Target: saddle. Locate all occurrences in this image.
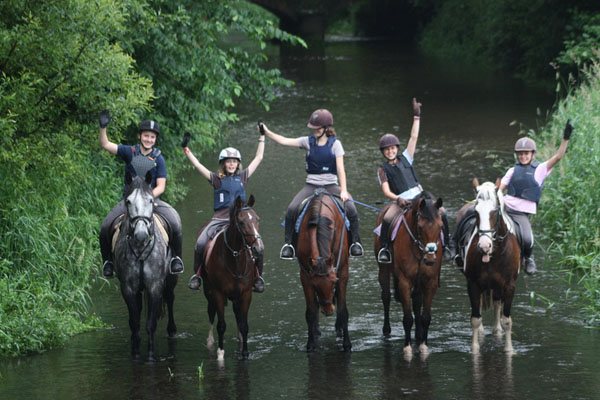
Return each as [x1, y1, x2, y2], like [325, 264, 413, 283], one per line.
[111, 213, 169, 252]
[373, 203, 409, 242]
[196, 219, 228, 269]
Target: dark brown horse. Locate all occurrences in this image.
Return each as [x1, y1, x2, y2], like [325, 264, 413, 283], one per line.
[296, 190, 351, 352]
[200, 195, 263, 361]
[455, 179, 521, 354]
[374, 192, 443, 356]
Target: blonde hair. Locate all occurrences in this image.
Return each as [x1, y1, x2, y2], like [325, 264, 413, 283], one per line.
[217, 160, 243, 178]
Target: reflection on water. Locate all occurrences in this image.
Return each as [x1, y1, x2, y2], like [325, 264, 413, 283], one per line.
[2, 40, 600, 400]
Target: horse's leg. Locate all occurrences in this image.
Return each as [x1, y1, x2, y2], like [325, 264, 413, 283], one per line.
[468, 281, 483, 354]
[303, 284, 320, 353]
[215, 294, 227, 361]
[502, 283, 516, 354]
[164, 274, 177, 338]
[418, 285, 436, 354]
[335, 278, 352, 352]
[412, 286, 424, 347]
[206, 295, 217, 349]
[378, 264, 392, 337]
[146, 290, 163, 362]
[396, 276, 414, 354]
[234, 291, 252, 360]
[123, 291, 142, 360]
[492, 299, 503, 335]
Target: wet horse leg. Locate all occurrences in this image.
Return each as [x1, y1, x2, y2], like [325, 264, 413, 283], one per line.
[418, 286, 435, 354]
[215, 295, 227, 361]
[502, 283, 516, 354]
[492, 299, 503, 335]
[468, 281, 483, 354]
[233, 291, 252, 360]
[164, 275, 177, 338]
[146, 292, 162, 362]
[335, 279, 352, 352]
[206, 298, 216, 349]
[412, 287, 424, 348]
[303, 287, 320, 353]
[122, 288, 143, 360]
[378, 264, 392, 337]
[397, 276, 414, 354]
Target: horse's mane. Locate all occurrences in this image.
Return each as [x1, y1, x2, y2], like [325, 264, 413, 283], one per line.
[475, 182, 498, 205]
[125, 175, 152, 197]
[413, 191, 439, 221]
[307, 193, 333, 258]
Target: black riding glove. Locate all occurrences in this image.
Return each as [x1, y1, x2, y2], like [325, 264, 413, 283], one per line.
[412, 98, 422, 117]
[99, 110, 111, 128]
[563, 119, 573, 140]
[181, 132, 191, 148]
[258, 118, 265, 136]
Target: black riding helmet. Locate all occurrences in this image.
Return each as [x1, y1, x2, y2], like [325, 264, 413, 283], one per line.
[139, 120, 160, 136]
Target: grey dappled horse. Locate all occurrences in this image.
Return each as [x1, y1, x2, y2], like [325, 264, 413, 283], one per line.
[113, 171, 177, 361]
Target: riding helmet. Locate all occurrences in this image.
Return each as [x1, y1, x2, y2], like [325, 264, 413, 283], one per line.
[379, 133, 401, 150]
[138, 120, 160, 136]
[219, 147, 242, 162]
[307, 109, 334, 129]
[514, 137, 536, 152]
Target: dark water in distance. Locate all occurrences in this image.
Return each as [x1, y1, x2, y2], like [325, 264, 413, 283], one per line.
[2, 40, 599, 400]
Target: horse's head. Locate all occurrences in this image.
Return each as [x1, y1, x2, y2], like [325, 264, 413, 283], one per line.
[231, 194, 263, 260]
[473, 178, 501, 263]
[124, 171, 155, 245]
[412, 193, 444, 266]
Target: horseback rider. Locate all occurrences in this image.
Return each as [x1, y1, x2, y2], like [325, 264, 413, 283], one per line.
[183, 129, 265, 292]
[497, 120, 573, 275]
[376, 98, 452, 264]
[260, 109, 364, 260]
[98, 110, 184, 278]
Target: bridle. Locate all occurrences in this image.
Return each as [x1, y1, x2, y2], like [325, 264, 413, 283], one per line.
[475, 190, 510, 252]
[403, 204, 441, 262]
[125, 191, 156, 262]
[222, 206, 262, 279]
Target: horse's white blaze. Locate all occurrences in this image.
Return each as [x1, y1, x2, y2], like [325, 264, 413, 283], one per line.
[217, 348, 225, 361]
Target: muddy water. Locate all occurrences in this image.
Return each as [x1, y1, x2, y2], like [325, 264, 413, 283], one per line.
[1, 41, 599, 400]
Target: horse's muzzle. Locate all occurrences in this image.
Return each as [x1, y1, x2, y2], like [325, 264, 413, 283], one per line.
[320, 301, 335, 316]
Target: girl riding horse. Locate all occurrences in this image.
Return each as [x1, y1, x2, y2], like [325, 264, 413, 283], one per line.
[182, 129, 265, 292]
[376, 98, 451, 264]
[98, 111, 184, 279]
[260, 109, 364, 260]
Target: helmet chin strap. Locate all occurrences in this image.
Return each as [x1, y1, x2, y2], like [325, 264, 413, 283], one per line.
[315, 128, 327, 140]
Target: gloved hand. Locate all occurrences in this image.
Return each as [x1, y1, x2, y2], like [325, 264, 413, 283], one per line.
[258, 118, 265, 136]
[412, 98, 422, 117]
[181, 132, 191, 148]
[563, 119, 573, 140]
[396, 197, 411, 208]
[99, 110, 111, 128]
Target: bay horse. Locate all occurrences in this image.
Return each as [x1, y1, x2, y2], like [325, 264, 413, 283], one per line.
[201, 195, 263, 361]
[374, 192, 443, 355]
[455, 179, 521, 354]
[296, 189, 351, 352]
[113, 171, 177, 361]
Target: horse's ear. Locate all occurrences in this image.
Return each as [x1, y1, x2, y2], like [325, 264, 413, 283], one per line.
[145, 170, 153, 185]
[247, 194, 255, 207]
[235, 196, 243, 209]
[472, 177, 479, 188]
[126, 170, 133, 185]
[435, 197, 443, 209]
[419, 197, 427, 212]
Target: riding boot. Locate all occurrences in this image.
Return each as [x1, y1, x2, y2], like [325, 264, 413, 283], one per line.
[377, 220, 392, 264]
[441, 213, 454, 261]
[280, 216, 296, 260]
[253, 255, 265, 293]
[349, 217, 364, 257]
[102, 260, 114, 279]
[169, 227, 184, 274]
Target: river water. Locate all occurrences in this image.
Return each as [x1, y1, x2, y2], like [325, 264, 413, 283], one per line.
[2, 40, 599, 399]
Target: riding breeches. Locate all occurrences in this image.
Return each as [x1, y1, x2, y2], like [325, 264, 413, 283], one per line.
[284, 183, 360, 244]
[194, 218, 228, 273]
[504, 206, 534, 258]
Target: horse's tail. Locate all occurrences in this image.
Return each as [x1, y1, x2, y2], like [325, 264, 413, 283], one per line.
[480, 290, 493, 312]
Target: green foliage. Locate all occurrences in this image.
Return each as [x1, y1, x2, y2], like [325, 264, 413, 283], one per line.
[419, 0, 600, 83]
[535, 60, 600, 325]
[557, 10, 600, 75]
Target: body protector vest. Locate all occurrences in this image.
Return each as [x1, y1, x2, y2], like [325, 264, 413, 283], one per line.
[305, 136, 337, 175]
[123, 145, 162, 196]
[381, 155, 420, 195]
[507, 161, 542, 203]
[214, 175, 246, 211]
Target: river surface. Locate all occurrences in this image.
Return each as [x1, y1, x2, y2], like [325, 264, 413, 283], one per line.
[2, 40, 599, 400]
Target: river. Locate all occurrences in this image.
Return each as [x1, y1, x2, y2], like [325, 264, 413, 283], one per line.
[1, 39, 599, 399]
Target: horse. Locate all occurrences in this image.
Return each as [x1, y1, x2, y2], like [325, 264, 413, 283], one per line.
[113, 171, 177, 361]
[296, 189, 351, 352]
[455, 178, 521, 354]
[200, 195, 263, 361]
[374, 192, 444, 355]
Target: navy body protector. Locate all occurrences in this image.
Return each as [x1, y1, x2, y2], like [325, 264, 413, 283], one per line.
[123, 145, 162, 196]
[214, 175, 246, 211]
[381, 155, 419, 195]
[506, 162, 542, 204]
[305, 135, 337, 175]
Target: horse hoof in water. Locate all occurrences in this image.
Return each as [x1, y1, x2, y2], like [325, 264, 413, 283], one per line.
[217, 348, 225, 361]
[403, 345, 412, 355]
[419, 343, 429, 354]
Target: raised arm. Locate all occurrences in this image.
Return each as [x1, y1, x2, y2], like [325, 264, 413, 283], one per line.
[247, 122, 265, 177]
[262, 123, 302, 147]
[181, 132, 212, 181]
[98, 110, 118, 155]
[405, 98, 421, 159]
[545, 119, 573, 170]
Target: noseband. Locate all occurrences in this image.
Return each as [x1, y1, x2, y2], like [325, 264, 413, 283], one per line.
[403, 209, 441, 260]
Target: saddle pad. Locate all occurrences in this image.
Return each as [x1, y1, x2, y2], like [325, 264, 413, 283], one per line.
[373, 214, 404, 241]
[111, 213, 169, 252]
